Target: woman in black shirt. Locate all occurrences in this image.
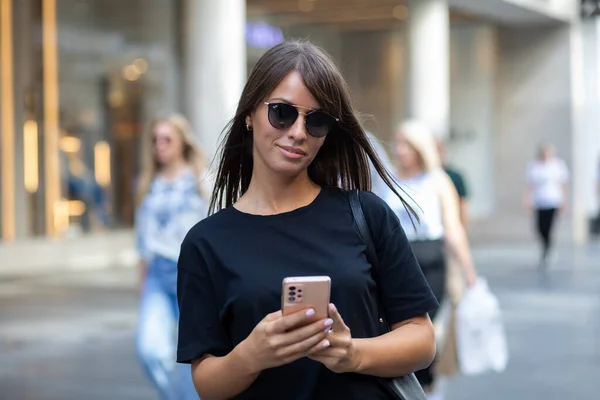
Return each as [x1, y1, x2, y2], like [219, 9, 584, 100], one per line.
[176, 40, 438, 400]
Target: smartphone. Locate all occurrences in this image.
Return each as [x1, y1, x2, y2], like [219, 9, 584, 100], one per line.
[281, 276, 331, 319]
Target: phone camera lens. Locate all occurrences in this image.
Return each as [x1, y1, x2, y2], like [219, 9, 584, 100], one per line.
[288, 296, 296, 302]
[289, 286, 296, 291]
[298, 289, 303, 292]
[289, 291, 296, 296]
[297, 294, 303, 298]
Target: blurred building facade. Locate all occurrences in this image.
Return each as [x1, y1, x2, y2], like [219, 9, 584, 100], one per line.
[0, 0, 598, 269]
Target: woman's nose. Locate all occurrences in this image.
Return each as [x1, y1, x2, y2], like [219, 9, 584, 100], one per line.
[287, 113, 308, 140]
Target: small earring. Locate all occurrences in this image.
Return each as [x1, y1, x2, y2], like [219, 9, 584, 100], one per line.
[246, 124, 252, 131]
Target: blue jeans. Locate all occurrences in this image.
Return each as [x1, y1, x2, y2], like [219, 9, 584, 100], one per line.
[136, 256, 198, 400]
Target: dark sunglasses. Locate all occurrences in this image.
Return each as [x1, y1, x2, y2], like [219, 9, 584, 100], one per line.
[264, 102, 339, 138]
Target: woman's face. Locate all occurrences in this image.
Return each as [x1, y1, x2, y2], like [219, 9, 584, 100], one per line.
[246, 71, 327, 178]
[394, 133, 421, 170]
[152, 122, 185, 167]
[540, 145, 554, 161]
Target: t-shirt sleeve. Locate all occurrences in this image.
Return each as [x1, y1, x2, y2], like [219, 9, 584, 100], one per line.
[445, 168, 467, 199]
[453, 172, 468, 199]
[359, 192, 439, 325]
[177, 229, 232, 363]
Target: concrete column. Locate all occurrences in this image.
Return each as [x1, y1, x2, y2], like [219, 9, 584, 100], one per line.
[449, 24, 497, 219]
[584, 20, 600, 220]
[570, 18, 600, 244]
[183, 0, 246, 163]
[387, 29, 406, 139]
[406, 0, 450, 138]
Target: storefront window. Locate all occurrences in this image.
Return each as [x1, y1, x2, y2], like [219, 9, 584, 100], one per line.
[52, 0, 180, 236]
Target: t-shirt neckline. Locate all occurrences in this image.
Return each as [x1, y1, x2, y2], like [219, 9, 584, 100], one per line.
[229, 186, 328, 219]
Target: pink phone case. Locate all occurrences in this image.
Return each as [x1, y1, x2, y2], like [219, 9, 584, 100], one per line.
[281, 276, 331, 319]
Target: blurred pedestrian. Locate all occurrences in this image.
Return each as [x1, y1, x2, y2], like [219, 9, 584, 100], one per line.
[523, 143, 569, 268]
[386, 120, 478, 400]
[59, 127, 111, 232]
[134, 113, 210, 400]
[436, 139, 469, 229]
[593, 155, 600, 236]
[176, 40, 438, 400]
[367, 132, 397, 199]
[434, 138, 470, 379]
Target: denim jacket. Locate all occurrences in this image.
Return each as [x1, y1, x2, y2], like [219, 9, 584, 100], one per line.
[135, 168, 209, 263]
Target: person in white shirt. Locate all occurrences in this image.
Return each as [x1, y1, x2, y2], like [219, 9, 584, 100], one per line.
[385, 120, 478, 400]
[524, 143, 569, 267]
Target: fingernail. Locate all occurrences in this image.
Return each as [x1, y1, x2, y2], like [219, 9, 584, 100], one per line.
[329, 303, 337, 313]
[324, 318, 333, 327]
[322, 340, 330, 348]
[324, 327, 331, 333]
[306, 309, 315, 317]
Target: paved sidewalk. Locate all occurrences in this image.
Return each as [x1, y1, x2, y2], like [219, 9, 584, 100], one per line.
[0, 242, 598, 399]
[446, 242, 600, 399]
[0, 269, 153, 400]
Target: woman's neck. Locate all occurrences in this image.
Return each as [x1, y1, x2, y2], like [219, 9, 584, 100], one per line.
[237, 170, 321, 215]
[158, 159, 189, 181]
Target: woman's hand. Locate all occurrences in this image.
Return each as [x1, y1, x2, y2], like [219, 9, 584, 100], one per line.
[308, 304, 360, 373]
[238, 308, 333, 374]
[465, 271, 478, 288]
[558, 202, 567, 215]
[437, 173, 479, 291]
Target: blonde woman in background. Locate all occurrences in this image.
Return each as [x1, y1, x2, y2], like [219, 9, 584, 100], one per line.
[135, 113, 210, 400]
[386, 120, 478, 400]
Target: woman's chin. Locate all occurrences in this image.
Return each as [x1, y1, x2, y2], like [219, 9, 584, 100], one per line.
[269, 161, 310, 178]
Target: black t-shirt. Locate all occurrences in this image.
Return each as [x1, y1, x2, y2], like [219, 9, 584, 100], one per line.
[444, 166, 468, 199]
[176, 187, 438, 400]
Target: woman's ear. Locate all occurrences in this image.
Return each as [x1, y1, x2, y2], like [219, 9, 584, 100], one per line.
[245, 115, 252, 131]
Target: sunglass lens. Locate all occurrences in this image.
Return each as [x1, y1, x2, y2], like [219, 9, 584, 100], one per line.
[306, 111, 336, 138]
[268, 103, 298, 130]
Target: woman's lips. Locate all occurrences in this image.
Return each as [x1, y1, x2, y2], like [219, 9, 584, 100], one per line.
[278, 145, 306, 159]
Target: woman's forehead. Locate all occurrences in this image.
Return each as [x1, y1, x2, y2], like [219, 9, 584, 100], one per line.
[268, 71, 321, 110]
[154, 122, 175, 135]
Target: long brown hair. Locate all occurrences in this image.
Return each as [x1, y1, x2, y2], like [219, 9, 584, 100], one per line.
[209, 40, 415, 219]
[136, 113, 209, 205]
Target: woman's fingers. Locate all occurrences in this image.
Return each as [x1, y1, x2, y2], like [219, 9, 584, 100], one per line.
[270, 308, 327, 334]
[277, 316, 334, 347]
[279, 329, 330, 360]
[328, 303, 349, 332]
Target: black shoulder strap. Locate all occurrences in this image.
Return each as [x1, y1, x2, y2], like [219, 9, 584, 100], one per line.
[349, 190, 389, 334]
[349, 191, 429, 400]
[349, 190, 378, 269]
